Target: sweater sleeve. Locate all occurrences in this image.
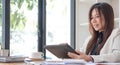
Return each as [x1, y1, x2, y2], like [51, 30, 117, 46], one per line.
[91, 34, 120, 62]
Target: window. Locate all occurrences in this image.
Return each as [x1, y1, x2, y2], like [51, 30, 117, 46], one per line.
[10, 0, 38, 56]
[1, 0, 75, 59]
[0, 0, 2, 49]
[46, 0, 73, 59]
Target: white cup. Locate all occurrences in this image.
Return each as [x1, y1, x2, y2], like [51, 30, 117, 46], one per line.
[0, 49, 9, 56]
[29, 52, 44, 59]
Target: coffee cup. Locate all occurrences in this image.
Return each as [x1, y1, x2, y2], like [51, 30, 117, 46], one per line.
[29, 52, 44, 60]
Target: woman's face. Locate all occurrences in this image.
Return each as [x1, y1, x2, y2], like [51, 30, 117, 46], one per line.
[90, 9, 105, 32]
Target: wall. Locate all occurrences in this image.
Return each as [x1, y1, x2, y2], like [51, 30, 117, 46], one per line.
[76, 0, 95, 50]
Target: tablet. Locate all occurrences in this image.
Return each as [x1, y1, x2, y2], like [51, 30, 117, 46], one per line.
[44, 43, 79, 59]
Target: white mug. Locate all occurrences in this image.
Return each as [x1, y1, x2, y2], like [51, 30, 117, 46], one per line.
[0, 49, 9, 56]
[29, 52, 44, 59]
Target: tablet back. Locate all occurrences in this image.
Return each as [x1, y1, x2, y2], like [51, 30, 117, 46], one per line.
[45, 44, 78, 59]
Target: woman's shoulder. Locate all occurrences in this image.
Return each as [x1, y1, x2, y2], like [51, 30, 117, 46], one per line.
[111, 28, 120, 37]
[112, 28, 120, 34]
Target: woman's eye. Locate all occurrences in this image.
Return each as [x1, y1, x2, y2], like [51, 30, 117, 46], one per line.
[96, 15, 100, 18]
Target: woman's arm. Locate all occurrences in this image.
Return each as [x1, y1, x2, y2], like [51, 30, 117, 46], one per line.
[68, 32, 120, 62]
[91, 34, 120, 62]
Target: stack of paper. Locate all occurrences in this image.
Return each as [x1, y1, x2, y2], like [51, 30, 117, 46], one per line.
[25, 59, 97, 65]
[0, 56, 26, 62]
[63, 59, 86, 65]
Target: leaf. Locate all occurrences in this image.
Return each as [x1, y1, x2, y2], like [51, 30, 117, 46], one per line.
[18, 0, 24, 9]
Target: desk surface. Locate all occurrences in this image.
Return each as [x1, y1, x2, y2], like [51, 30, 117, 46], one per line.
[0, 62, 25, 65]
[0, 62, 120, 65]
[95, 63, 120, 65]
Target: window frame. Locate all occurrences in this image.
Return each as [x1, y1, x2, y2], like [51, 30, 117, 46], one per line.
[2, 0, 10, 49]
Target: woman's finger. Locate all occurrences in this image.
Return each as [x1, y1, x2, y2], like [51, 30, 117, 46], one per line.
[67, 52, 81, 59]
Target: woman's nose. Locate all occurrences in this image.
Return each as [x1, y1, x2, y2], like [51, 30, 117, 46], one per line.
[92, 18, 96, 23]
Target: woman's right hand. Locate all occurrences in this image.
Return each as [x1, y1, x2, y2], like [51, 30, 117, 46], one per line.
[67, 50, 93, 62]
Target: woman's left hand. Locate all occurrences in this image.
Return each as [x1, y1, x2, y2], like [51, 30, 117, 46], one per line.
[67, 50, 93, 62]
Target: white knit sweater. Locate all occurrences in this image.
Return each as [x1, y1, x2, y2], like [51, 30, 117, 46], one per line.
[81, 28, 120, 62]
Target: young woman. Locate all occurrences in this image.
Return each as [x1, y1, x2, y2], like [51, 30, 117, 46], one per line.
[68, 2, 120, 62]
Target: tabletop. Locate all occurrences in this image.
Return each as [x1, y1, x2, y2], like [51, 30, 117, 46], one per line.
[0, 62, 25, 65]
[0, 62, 120, 65]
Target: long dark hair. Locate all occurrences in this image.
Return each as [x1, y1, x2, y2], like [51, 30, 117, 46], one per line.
[86, 2, 114, 55]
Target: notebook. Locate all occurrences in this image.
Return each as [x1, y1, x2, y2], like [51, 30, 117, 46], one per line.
[0, 56, 26, 62]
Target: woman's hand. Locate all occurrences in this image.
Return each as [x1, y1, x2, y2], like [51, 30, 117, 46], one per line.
[67, 50, 93, 62]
